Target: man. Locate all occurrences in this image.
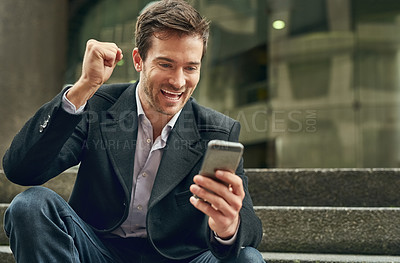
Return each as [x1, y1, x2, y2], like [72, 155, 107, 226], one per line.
[3, 0, 264, 262]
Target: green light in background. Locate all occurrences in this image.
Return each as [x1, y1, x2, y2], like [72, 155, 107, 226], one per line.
[272, 20, 286, 30]
[117, 59, 125, 66]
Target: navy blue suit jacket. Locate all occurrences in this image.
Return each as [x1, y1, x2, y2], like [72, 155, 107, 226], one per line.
[3, 82, 262, 260]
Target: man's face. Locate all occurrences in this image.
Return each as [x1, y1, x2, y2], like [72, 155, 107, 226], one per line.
[134, 33, 203, 119]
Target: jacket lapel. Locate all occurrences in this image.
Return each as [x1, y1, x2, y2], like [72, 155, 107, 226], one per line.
[100, 86, 203, 207]
[100, 83, 138, 199]
[149, 100, 203, 207]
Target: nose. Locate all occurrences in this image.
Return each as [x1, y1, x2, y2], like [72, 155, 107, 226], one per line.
[169, 68, 186, 89]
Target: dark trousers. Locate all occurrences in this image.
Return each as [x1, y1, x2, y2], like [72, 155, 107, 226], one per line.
[4, 186, 264, 263]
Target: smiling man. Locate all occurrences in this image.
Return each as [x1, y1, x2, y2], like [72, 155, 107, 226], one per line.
[132, 31, 203, 138]
[3, 0, 263, 262]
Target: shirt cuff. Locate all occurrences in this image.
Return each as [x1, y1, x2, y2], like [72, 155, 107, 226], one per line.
[62, 88, 86, 114]
[213, 218, 240, 245]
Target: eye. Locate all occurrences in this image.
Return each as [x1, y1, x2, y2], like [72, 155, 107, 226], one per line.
[186, 66, 198, 72]
[159, 63, 172, 68]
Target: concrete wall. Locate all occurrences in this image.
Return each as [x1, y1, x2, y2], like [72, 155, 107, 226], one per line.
[0, 0, 68, 169]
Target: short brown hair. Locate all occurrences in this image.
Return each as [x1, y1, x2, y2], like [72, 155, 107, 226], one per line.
[135, 0, 210, 61]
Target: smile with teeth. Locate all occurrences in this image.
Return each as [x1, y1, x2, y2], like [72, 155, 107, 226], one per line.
[161, 89, 183, 101]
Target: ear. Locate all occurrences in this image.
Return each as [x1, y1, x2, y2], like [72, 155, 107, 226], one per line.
[132, 48, 142, 72]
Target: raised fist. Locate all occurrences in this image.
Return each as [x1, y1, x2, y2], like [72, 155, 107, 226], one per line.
[66, 39, 123, 108]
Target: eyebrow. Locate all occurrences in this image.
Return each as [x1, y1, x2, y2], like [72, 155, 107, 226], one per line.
[155, 56, 201, 66]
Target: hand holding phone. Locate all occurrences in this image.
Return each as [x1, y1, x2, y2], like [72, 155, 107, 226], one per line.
[190, 140, 245, 239]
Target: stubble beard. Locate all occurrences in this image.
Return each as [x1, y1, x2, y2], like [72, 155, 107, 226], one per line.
[140, 75, 175, 119]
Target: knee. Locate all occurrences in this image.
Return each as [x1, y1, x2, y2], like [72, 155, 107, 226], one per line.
[237, 247, 264, 263]
[5, 186, 61, 223]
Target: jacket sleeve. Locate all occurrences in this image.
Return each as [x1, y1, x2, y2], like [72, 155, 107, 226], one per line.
[206, 121, 263, 259]
[2, 89, 86, 186]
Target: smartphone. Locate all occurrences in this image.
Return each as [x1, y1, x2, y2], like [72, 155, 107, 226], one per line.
[199, 140, 244, 184]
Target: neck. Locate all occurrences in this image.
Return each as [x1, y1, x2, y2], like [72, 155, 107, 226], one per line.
[137, 87, 173, 139]
[147, 112, 172, 139]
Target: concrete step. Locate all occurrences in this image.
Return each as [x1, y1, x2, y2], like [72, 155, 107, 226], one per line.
[1, 246, 400, 263]
[2, 168, 400, 259]
[0, 167, 77, 203]
[255, 206, 400, 255]
[3, 168, 400, 207]
[0, 205, 8, 246]
[261, 252, 400, 263]
[246, 168, 400, 207]
[0, 246, 13, 263]
[2, 204, 400, 256]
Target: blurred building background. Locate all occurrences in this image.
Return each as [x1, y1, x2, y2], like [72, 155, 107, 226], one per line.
[2, 0, 400, 169]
